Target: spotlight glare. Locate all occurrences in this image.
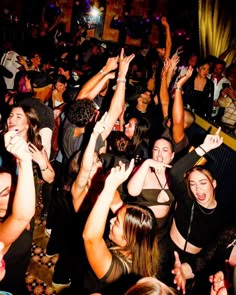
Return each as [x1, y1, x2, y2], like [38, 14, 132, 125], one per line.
[89, 7, 100, 17]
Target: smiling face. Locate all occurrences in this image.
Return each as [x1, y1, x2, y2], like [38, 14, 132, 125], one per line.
[0, 172, 12, 218]
[109, 206, 127, 247]
[7, 107, 29, 141]
[152, 138, 174, 164]
[189, 170, 216, 207]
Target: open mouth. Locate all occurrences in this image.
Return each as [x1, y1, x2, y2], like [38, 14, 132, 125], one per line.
[196, 193, 206, 202]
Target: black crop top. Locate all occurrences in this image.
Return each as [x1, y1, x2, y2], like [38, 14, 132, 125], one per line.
[170, 150, 226, 248]
[174, 200, 223, 248]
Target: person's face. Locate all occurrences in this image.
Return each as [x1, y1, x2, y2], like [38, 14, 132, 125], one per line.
[58, 68, 69, 79]
[140, 91, 152, 104]
[0, 173, 11, 217]
[55, 81, 67, 93]
[91, 45, 100, 55]
[7, 107, 29, 139]
[152, 139, 174, 164]
[31, 54, 41, 66]
[189, 55, 198, 67]
[197, 63, 210, 78]
[109, 206, 127, 247]
[213, 63, 225, 76]
[124, 118, 137, 139]
[189, 170, 216, 207]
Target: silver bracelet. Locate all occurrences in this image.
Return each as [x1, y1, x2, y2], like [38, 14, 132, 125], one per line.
[117, 78, 126, 83]
[99, 69, 106, 75]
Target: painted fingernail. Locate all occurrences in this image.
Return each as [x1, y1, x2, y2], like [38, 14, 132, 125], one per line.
[14, 128, 19, 132]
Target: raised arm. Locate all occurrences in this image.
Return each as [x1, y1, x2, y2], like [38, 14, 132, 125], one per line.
[160, 59, 171, 119]
[166, 52, 180, 88]
[83, 159, 134, 279]
[76, 56, 118, 100]
[0, 131, 35, 248]
[100, 49, 135, 141]
[172, 66, 193, 143]
[171, 127, 223, 184]
[161, 16, 172, 60]
[71, 113, 108, 212]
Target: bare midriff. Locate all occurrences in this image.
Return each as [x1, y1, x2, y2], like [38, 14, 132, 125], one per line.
[170, 219, 202, 254]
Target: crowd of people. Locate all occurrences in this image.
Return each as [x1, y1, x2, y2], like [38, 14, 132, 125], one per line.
[0, 6, 235, 295]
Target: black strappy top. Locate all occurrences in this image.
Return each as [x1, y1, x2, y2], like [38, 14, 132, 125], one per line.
[139, 188, 175, 207]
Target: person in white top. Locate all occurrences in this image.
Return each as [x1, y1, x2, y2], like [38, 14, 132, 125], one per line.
[208, 59, 231, 118]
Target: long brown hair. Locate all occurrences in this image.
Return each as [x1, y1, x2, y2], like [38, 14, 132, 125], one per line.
[4, 104, 43, 150]
[122, 203, 159, 277]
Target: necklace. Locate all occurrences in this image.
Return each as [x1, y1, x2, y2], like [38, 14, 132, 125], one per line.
[196, 202, 216, 215]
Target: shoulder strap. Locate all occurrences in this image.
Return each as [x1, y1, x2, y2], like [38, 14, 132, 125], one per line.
[183, 201, 195, 252]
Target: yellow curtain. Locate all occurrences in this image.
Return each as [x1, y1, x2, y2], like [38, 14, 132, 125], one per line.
[198, 0, 236, 66]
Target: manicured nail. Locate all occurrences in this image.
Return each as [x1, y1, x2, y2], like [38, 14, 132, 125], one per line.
[15, 128, 19, 132]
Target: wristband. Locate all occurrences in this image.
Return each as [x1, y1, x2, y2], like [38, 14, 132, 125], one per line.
[117, 78, 126, 83]
[99, 69, 106, 75]
[176, 87, 182, 91]
[40, 166, 48, 172]
[199, 145, 207, 154]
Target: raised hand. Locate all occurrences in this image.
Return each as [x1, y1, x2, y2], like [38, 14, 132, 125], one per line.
[118, 48, 135, 77]
[176, 66, 193, 88]
[93, 112, 109, 136]
[175, 45, 184, 56]
[160, 16, 169, 27]
[104, 55, 119, 73]
[201, 127, 223, 153]
[4, 130, 31, 162]
[161, 58, 171, 78]
[169, 53, 180, 70]
[105, 159, 135, 189]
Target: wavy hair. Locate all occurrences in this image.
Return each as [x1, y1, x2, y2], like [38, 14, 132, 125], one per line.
[4, 104, 42, 150]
